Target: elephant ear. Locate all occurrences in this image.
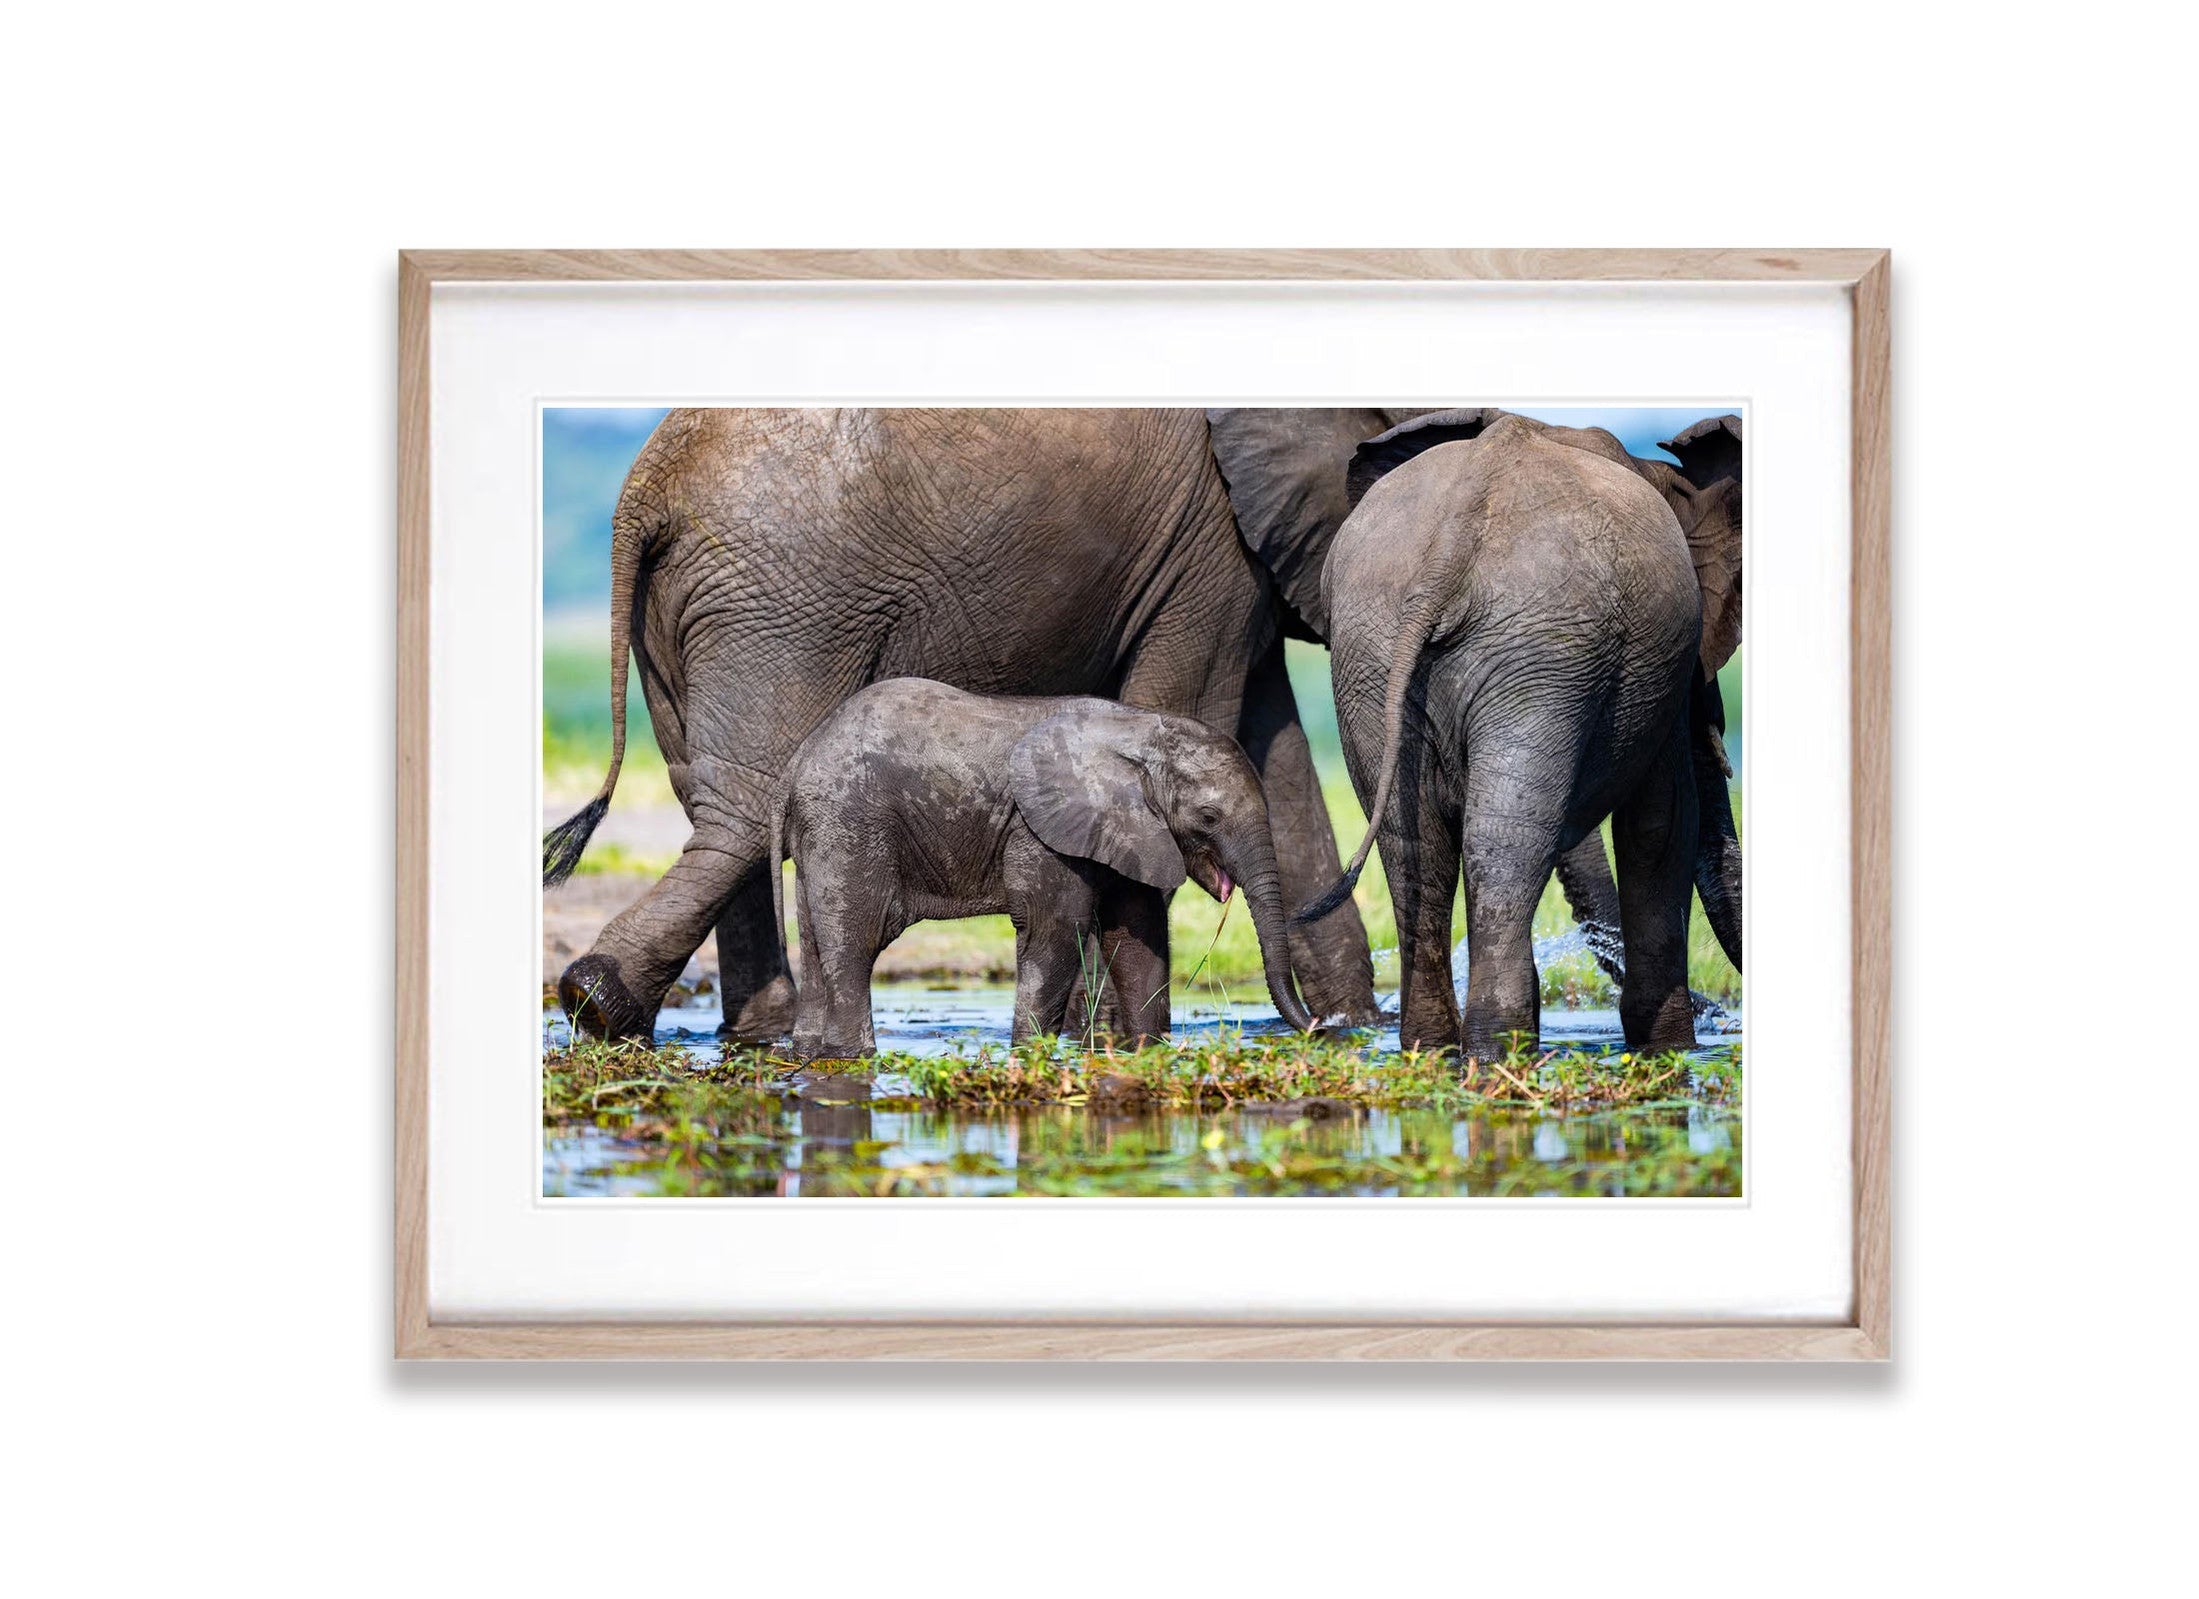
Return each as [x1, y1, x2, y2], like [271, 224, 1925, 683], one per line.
[1682, 477, 1743, 674]
[1008, 711, 1186, 894]
[1659, 413, 1742, 492]
[1656, 415, 1743, 673]
[1345, 408, 1510, 510]
[1204, 408, 1435, 640]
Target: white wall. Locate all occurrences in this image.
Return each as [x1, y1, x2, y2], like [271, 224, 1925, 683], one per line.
[9, 4, 2185, 1592]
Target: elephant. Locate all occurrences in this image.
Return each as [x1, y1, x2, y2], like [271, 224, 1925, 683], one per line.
[546, 406, 1455, 1042]
[1303, 408, 1744, 1060]
[767, 678, 1317, 1058]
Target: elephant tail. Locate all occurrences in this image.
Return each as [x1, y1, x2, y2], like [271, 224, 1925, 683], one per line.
[1295, 590, 1447, 924]
[542, 483, 651, 887]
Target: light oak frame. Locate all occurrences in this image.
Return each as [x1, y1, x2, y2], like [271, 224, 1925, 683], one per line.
[397, 248, 1891, 1361]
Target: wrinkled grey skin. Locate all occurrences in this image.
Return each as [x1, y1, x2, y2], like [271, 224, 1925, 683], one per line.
[770, 679, 1317, 1059]
[1309, 410, 1745, 1059]
[548, 407, 1450, 1043]
[1537, 412, 1745, 996]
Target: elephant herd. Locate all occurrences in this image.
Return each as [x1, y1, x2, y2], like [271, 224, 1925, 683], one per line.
[543, 405, 1744, 1062]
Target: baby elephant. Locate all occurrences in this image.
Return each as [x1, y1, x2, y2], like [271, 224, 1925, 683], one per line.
[770, 677, 1319, 1059]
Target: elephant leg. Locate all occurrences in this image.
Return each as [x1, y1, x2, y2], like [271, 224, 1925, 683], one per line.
[1004, 836, 1100, 1042]
[715, 873, 796, 1042]
[1088, 877, 1173, 1046]
[1059, 880, 1171, 1046]
[1053, 881, 1158, 1047]
[1011, 926, 1084, 1044]
[1329, 644, 1456, 1051]
[564, 617, 806, 1040]
[1236, 637, 1379, 1024]
[645, 627, 839, 1043]
[1553, 832, 1628, 989]
[1384, 776, 1464, 1056]
[1555, 823, 1735, 1022]
[788, 864, 825, 1060]
[789, 852, 897, 1062]
[1612, 719, 1700, 1051]
[1459, 812, 1558, 1062]
[661, 674, 793, 1043]
[1691, 674, 1743, 973]
[560, 801, 759, 1042]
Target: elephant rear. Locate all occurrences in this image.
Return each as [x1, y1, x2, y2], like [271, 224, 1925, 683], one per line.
[1313, 414, 1708, 1055]
[1463, 441, 1700, 834]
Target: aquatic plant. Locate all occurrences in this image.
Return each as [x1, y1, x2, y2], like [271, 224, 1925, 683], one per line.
[541, 1024, 1744, 1200]
[545, 1030, 1739, 1121]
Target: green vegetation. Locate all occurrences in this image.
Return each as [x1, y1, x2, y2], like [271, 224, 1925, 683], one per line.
[542, 1032, 1743, 1198]
[544, 629, 1743, 1001]
[543, 618, 673, 806]
[546, 1031, 1739, 1118]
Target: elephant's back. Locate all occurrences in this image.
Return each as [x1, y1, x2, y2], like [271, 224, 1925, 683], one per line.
[788, 678, 1045, 813]
[1431, 430, 1699, 654]
[653, 406, 1230, 589]
[785, 678, 1071, 882]
[1325, 428, 1699, 777]
[649, 407, 1249, 699]
[651, 407, 1214, 555]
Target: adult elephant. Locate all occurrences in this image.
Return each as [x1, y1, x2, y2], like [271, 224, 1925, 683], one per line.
[547, 406, 1433, 1041]
[1544, 412, 1744, 989]
[1303, 409, 1744, 1059]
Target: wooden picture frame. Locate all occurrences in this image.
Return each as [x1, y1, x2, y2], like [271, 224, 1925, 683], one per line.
[397, 248, 1890, 1360]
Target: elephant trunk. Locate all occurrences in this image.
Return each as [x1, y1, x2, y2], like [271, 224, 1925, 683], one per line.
[1222, 836, 1320, 1033]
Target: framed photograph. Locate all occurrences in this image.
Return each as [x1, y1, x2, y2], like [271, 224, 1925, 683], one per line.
[397, 249, 1889, 1359]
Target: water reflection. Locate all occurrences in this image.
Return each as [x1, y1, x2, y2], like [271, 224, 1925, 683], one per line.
[544, 983, 1741, 1200]
[546, 1076, 1741, 1200]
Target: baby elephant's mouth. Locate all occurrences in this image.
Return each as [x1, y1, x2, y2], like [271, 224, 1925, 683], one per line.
[1185, 847, 1231, 903]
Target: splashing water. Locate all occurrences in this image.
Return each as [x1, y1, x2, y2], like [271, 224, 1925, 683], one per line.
[1450, 933, 1740, 1034]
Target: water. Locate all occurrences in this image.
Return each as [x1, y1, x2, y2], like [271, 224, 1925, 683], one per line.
[543, 981, 1742, 1199]
[1453, 931, 1743, 1033]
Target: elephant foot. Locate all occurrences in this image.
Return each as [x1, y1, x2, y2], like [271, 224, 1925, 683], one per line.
[1312, 992, 1382, 1028]
[558, 954, 657, 1042]
[1396, 1019, 1461, 1060]
[1622, 991, 1698, 1053]
[1286, 947, 1380, 1028]
[1463, 1036, 1537, 1069]
[717, 974, 798, 1043]
[795, 1032, 875, 1063]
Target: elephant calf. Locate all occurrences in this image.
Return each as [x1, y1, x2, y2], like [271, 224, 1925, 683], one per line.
[769, 678, 1318, 1059]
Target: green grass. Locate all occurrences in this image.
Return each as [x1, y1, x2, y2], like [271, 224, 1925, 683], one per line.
[545, 629, 1744, 1002]
[546, 1031, 1741, 1120]
[543, 618, 673, 806]
[557, 839, 678, 879]
[541, 1032, 1742, 1198]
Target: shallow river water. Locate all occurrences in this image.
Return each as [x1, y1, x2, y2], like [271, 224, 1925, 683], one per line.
[543, 982, 1742, 1199]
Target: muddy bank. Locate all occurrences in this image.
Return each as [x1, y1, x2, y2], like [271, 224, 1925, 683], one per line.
[543, 798, 1023, 991]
